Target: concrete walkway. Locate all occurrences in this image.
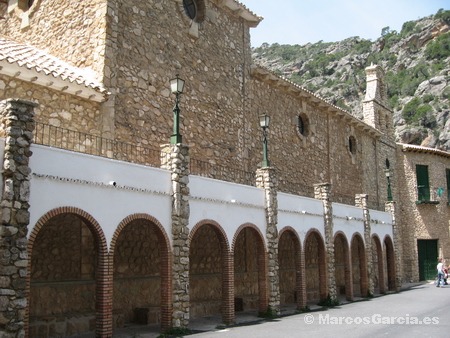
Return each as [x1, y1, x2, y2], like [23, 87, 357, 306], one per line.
[109, 282, 424, 338]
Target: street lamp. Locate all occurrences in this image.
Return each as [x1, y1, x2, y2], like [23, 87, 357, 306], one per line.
[259, 113, 270, 168]
[169, 74, 185, 144]
[384, 169, 393, 202]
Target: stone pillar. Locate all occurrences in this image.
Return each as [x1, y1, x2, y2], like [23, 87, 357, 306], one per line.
[256, 167, 280, 315]
[0, 99, 36, 338]
[355, 194, 374, 297]
[314, 183, 337, 302]
[161, 144, 190, 328]
[385, 201, 401, 290]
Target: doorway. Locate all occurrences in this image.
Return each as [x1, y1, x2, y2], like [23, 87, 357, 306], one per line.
[417, 239, 438, 281]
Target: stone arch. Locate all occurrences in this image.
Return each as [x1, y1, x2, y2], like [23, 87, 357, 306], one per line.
[303, 229, 327, 303]
[384, 235, 396, 291]
[371, 235, 385, 294]
[188, 220, 233, 324]
[278, 227, 305, 310]
[334, 231, 352, 301]
[26, 207, 109, 338]
[110, 213, 172, 332]
[350, 233, 368, 297]
[232, 223, 268, 314]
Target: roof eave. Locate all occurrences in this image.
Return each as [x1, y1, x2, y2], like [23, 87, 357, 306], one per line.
[214, 0, 262, 27]
[0, 60, 108, 103]
[251, 65, 382, 138]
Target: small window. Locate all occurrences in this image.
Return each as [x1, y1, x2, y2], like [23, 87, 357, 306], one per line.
[18, 0, 34, 11]
[296, 113, 309, 138]
[348, 136, 357, 155]
[446, 169, 450, 203]
[182, 0, 205, 23]
[416, 165, 430, 202]
[0, 0, 7, 19]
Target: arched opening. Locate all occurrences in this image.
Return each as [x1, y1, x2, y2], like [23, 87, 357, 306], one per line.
[334, 233, 352, 301]
[111, 216, 171, 331]
[304, 231, 326, 304]
[233, 225, 267, 315]
[372, 235, 385, 294]
[189, 222, 231, 323]
[278, 229, 303, 310]
[384, 236, 396, 291]
[351, 234, 368, 297]
[28, 211, 106, 337]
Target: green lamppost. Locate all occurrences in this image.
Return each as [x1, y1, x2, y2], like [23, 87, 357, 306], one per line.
[385, 169, 393, 201]
[170, 74, 185, 144]
[259, 113, 270, 168]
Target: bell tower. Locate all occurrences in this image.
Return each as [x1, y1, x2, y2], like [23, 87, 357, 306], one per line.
[363, 64, 394, 138]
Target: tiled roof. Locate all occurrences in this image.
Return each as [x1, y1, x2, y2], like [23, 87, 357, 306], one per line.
[400, 143, 450, 157]
[0, 36, 108, 102]
[218, 0, 262, 27]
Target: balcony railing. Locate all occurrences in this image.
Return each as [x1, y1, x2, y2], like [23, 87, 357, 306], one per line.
[31, 122, 384, 209]
[190, 158, 255, 186]
[33, 122, 161, 167]
[277, 178, 314, 198]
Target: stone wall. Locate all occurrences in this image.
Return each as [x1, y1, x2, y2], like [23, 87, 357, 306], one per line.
[0, 99, 35, 337]
[113, 220, 162, 325]
[397, 148, 450, 282]
[278, 233, 297, 304]
[304, 235, 321, 302]
[0, 0, 107, 76]
[334, 236, 347, 295]
[234, 228, 261, 310]
[0, 75, 103, 136]
[29, 214, 97, 337]
[2, 0, 393, 208]
[189, 225, 222, 318]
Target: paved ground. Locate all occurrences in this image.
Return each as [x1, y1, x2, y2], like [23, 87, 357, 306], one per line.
[109, 282, 438, 337]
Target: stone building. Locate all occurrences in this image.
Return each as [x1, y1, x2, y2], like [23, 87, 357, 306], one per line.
[0, 0, 448, 337]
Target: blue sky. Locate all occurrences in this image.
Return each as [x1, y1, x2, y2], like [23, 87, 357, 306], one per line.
[240, 0, 449, 46]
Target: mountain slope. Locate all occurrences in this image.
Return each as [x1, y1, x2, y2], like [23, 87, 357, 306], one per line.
[252, 9, 450, 151]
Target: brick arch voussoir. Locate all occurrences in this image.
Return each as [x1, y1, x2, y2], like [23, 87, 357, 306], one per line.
[333, 231, 350, 248]
[383, 235, 394, 249]
[189, 219, 230, 253]
[350, 232, 365, 247]
[110, 213, 171, 256]
[371, 234, 383, 252]
[303, 228, 325, 252]
[28, 206, 107, 256]
[279, 226, 302, 252]
[26, 207, 108, 338]
[231, 222, 267, 254]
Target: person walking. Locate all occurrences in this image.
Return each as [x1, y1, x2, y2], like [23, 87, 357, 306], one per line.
[436, 258, 445, 287]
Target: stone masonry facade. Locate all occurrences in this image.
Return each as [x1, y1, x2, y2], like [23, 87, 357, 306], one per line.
[0, 0, 449, 337]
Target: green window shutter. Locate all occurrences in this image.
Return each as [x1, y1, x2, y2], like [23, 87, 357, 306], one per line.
[416, 165, 430, 201]
[447, 169, 450, 202]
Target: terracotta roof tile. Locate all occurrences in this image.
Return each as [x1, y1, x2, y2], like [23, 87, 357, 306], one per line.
[0, 36, 107, 96]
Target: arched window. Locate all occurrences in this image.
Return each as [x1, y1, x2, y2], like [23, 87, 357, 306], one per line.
[182, 0, 205, 23]
[296, 113, 309, 138]
[18, 0, 34, 11]
[348, 136, 357, 155]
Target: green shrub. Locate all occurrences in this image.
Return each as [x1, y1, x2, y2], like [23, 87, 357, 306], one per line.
[422, 94, 434, 103]
[425, 32, 450, 60]
[402, 97, 421, 123]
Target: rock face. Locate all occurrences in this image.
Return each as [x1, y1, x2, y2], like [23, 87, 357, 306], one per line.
[252, 10, 450, 151]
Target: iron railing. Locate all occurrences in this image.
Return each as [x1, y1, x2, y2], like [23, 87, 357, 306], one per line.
[190, 158, 255, 186]
[31, 122, 384, 209]
[277, 178, 314, 198]
[33, 122, 161, 167]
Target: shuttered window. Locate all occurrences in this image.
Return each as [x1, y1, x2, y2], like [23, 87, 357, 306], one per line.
[416, 165, 430, 201]
[446, 169, 450, 203]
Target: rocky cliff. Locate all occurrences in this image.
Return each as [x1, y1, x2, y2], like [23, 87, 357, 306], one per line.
[252, 9, 450, 151]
